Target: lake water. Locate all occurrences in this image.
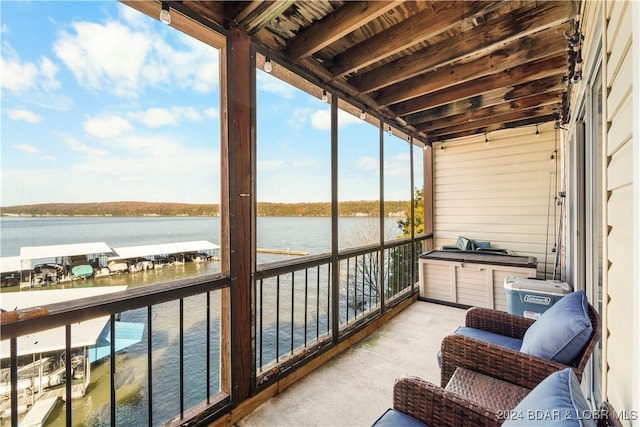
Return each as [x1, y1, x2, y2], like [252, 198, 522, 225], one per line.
[0, 216, 402, 426]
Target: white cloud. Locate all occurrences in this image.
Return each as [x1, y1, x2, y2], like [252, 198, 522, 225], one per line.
[357, 156, 378, 171]
[0, 45, 39, 92]
[54, 21, 150, 98]
[384, 152, 410, 177]
[258, 159, 286, 171]
[53, 16, 219, 99]
[257, 71, 295, 99]
[289, 107, 311, 129]
[38, 57, 61, 91]
[83, 115, 134, 139]
[338, 109, 363, 127]
[204, 107, 219, 119]
[131, 108, 178, 128]
[13, 144, 39, 154]
[6, 109, 42, 123]
[128, 106, 213, 128]
[311, 108, 364, 131]
[311, 109, 331, 130]
[62, 134, 109, 156]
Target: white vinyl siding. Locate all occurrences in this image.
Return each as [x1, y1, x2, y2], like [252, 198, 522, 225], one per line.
[602, 0, 636, 420]
[432, 123, 557, 277]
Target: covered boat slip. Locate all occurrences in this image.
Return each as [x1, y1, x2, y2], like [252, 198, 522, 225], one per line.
[1, 287, 144, 427]
[108, 240, 220, 262]
[0, 286, 134, 359]
[19, 242, 112, 269]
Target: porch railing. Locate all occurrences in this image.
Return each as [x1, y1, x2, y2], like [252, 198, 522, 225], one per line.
[253, 235, 429, 389]
[0, 234, 431, 426]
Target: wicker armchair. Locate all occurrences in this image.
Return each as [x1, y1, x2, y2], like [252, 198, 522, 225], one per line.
[385, 372, 622, 427]
[440, 303, 601, 389]
[392, 374, 502, 427]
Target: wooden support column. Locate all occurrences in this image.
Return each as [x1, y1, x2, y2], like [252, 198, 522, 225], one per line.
[220, 27, 254, 404]
[423, 145, 434, 238]
[379, 121, 386, 312]
[330, 93, 339, 344]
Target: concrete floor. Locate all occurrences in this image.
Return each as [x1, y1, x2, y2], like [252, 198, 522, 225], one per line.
[237, 301, 466, 427]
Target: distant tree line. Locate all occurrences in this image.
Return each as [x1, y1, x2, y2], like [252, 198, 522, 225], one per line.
[1, 200, 408, 218]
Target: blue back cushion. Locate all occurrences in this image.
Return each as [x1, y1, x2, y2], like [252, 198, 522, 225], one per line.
[503, 368, 596, 426]
[520, 290, 592, 364]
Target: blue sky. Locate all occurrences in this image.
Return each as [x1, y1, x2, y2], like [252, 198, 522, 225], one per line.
[1, 1, 416, 206]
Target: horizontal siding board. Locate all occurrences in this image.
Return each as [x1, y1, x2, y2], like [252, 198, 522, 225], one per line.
[434, 124, 555, 277]
[607, 96, 633, 156]
[606, 1, 631, 87]
[607, 198, 633, 243]
[581, 0, 601, 73]
[607, 144, 633, 191]
[606, 49, 632, 121]
[607, 222, 633, 266]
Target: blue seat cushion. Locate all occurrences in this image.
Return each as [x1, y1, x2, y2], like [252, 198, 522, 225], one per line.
[372, 408, 428, 427]
[520, 290, 593, 364]
[437, 326, 523, 366]
[503, 368, 596, 426]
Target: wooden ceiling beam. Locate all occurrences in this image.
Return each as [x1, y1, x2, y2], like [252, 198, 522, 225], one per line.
[429, 113, 558, 142]
[391, 54, 568, 116]
[286, 1, 402, 60]
[230, 1, 297, 34]
[415, 90, 564, 133]
[121, 1, 227, 47]
[425, 104, 558, 138]
[374, 29, 567, 106]
[405, 75, 566, 125]
[351, 1, 575, 93]
[329, 1, 501, 79]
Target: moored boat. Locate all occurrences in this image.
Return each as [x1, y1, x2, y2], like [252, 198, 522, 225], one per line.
[108, 260, 129, 273]
[71, 264, 93, 278]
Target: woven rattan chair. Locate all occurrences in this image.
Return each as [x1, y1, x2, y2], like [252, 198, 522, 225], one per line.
[386, 371, 622, 427]
[392, 374, 502, 427]
[440, 302, 601, 389]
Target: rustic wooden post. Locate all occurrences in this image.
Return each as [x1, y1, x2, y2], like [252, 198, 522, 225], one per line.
[423, 146, 434, 238]
[220, 27, 254, 403]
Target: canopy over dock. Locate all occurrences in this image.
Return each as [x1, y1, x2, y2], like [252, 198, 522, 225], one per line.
[1, 256, 22, 274]
[108, 240, 219, 260]
[0, 286, 127, 358]
[18, 242, 113, 270]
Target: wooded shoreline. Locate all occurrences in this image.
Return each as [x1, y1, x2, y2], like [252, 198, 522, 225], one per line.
[1, 201, 409, 218]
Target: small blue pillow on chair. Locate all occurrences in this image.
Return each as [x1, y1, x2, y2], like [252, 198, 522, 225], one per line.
[502, 368, 596, 426]
[520, 290, 592, 364]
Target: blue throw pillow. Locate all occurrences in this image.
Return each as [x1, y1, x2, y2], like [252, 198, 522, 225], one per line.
[502, 368, 596, 426]
[520, 290, 592, 364]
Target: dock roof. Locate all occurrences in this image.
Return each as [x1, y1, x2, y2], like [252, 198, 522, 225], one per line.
[109, 240, 219, 260]
[0, 286, 127, 358]
[19, 242, 113, 261]
[0, 256, 21, 274]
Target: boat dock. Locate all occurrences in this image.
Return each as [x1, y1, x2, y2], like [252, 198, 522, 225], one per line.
[1, 240, 221, 288]
[17, 396, 58, 427]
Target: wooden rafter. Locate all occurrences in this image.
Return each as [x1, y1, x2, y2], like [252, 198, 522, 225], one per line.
[350, 1, 575, 94]
[286, 1, 402, 60]
[123, 0, 579, 143]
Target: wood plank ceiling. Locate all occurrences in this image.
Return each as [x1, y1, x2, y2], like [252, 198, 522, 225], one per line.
[127, 1, 581, 145]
